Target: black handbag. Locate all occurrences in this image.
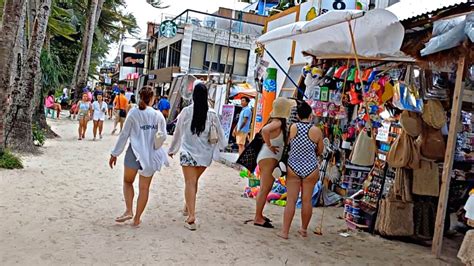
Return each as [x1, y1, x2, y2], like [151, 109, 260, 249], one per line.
[119, 109, 127, 118]
[236, 132, 264, 172]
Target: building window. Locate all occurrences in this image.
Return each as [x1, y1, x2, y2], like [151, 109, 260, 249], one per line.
[158, 47, 167, 69]
[189, 40, 249, 76]
[233, 49, 249, 76]
[168, 41, 181, 67]
[190, 41, 206, 70]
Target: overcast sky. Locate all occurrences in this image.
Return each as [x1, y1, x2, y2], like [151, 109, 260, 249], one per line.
[106, 0, 250, 61]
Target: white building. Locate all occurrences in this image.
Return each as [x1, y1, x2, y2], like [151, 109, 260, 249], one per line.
[146, 8, 265, 92]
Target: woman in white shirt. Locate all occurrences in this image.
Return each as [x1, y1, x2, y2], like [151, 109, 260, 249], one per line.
[109, 86, 169, 227]
[168, 83, 225, 231]
[92, 93, 108, 140]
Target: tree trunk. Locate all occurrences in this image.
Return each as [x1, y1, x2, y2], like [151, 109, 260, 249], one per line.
[0, 0, 27, 151]
[4, 0, 52, 152]
[73, 0, 105, 100]
[34, 32, 58, 138]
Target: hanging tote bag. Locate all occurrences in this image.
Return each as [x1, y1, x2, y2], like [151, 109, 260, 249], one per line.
[422, 100, 446, 129]
[387, 131, 411, 168]
[413, 159, 440, 196]
[236, 133, 264, 172]
[419, 123, 446, 161]
[350, 129, 376, 166]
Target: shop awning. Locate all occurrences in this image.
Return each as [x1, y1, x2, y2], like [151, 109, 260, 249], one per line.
[257, 9, 407, 59]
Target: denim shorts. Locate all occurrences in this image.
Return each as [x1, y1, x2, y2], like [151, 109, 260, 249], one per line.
[124, 145, 142, 170]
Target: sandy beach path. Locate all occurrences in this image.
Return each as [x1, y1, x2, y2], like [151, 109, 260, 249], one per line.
[0, 117, 461, 265]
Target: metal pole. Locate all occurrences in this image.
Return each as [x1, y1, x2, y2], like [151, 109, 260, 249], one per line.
[224, 12, 233, 103]
[207, 32, 217, 82]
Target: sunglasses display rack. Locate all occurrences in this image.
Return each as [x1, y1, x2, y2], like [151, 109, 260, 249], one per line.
[342, 121, 400, 232]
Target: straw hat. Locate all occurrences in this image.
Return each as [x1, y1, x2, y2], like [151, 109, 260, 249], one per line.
[270, 97, 296, 119]
[400, 110, 422, 137]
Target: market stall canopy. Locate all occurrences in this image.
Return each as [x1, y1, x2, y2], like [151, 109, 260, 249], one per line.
[230, 83, 257, 100]
[420, 13, 473, 56]
[257, 9, 408, 60]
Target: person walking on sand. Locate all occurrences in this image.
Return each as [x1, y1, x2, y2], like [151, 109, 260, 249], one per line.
[234, 96, 252, 155]
[252, 98, 294, 229]
[77, 92, 92, 140]
[109, 86, 169, 227]
[45, 90, 62, 119]
[112, 90, 128, 135]
[277, 101, 324, 239]
[92, 93, 108, 140]
[168, 83, 225, 231]
[127, 95, 138, 113]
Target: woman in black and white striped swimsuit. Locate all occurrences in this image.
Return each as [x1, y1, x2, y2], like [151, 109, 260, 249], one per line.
[277, 101, 324, 239]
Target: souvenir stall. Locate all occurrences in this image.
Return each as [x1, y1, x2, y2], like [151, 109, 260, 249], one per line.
[256, 6, 474, 260]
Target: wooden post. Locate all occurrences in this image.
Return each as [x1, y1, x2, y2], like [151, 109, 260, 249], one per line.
[432, 56, 466, 258]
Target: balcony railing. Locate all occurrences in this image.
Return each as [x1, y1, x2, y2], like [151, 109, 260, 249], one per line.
[169, 9, 264, 37]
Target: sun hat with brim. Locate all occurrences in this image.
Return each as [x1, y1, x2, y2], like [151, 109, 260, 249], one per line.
[270, 97, 296, 119]
[400, 110, 422, 137]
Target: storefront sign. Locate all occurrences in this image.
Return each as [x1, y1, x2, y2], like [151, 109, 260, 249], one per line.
[122, 52, 145, 68]
[220, 104, 235, 144]
[160, 20, 178, 38]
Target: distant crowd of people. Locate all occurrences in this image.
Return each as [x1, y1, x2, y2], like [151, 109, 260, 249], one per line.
[44, 84, 171, 141]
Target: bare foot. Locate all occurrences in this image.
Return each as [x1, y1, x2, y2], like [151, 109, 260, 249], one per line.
[132, 219, 141, 227]
[298, 229, 308, 237]
[277, 231, 289, 239]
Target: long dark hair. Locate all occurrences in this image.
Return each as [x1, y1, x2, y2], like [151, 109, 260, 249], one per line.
[191, 83, 209, 136]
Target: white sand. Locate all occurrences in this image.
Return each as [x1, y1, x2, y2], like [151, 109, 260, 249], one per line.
[0, 116, 462, 265]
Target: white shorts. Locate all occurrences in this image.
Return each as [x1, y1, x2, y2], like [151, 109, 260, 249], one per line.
[93, 112, 106, 121]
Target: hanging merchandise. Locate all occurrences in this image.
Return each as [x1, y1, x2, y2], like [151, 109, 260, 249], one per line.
[400, 110, 422, 137]
[392, 66, 423, 113]
[412, 159, 440, 197]
[378, 75, 394, 103]
[387, 131, 411, 168]
[422, 100, 447, 129]
[423, 72, 449, 100]
[303, 65, 323, 100]
[326, 157, 341, 183]
[419, 123, 446, 161]
[392, 168, 413, 203]
[320, 86, 329, 102]
[376, 192, 415, 237]
[350, 129, 376, 166]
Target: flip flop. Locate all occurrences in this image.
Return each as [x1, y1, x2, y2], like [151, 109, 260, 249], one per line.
[264, 216, 272, 223]
[254, 220, 274, 229]
[115, 214, 133, 223]
[184, 220, 197, 231]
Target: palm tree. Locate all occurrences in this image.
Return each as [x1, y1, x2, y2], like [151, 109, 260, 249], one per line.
[4, 0, 52, 151]
[0, 0, 27, 150]
[146, 0, 170, 9]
